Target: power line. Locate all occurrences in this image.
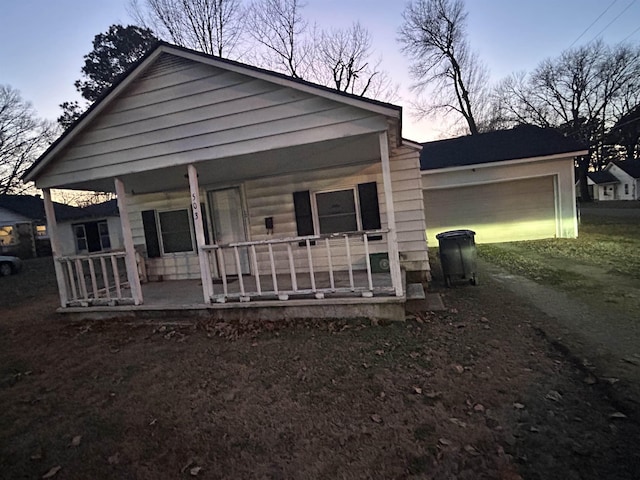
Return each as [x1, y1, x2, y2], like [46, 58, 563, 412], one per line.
[590, 0, 638, 41]
[621, 24, 640, 43]
[569, 0, 619, 48]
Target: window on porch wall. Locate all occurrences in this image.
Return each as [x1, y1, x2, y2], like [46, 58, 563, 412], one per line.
[158, 209, 194, 254]
[293, 182, 382, 237]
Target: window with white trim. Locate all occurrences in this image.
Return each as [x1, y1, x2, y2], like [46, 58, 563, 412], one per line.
[158, 209, 194, 253]
[74, 224, 88, 252]
[73, 220, 111, 253]
[315, 188, 359, 234]
[293, 182, 381, 237]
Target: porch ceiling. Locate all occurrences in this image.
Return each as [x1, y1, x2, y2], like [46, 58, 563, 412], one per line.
[58, 133, 382, 194]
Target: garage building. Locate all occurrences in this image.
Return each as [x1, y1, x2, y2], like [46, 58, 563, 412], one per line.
[421, 126, 588, 245]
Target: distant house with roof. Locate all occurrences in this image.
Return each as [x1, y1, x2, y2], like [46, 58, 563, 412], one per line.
[580, 159, 640, 201]
[0, 194, 80, 257]
[420, 125, 588, 244]
[0, 195, 122, 258]
[57, 199, 123, 257]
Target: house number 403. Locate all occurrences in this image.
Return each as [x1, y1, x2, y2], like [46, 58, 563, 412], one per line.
[192, 193, 199, 220]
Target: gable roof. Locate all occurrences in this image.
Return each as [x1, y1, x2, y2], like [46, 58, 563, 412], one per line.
[76, 199, 119, 218]
[588, 171, 619, 185]
[0, 195, 82, 222]
[23, 42, 402, 184]
[612, 159, 640, 179]
[420, 125, 588, 171]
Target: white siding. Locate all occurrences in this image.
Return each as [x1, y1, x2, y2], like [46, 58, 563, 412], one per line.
[37, 54, 387, 189]
[389, 144, 429, 273]
[607, 164, 636, 200]
[58, 216, 124, 256]
[422, 156, 578, 242]
[127, 191, 201, 280]
[125, 147, 429, 280]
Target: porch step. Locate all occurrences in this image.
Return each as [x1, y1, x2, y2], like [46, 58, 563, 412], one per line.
[406, 283, 426, 300]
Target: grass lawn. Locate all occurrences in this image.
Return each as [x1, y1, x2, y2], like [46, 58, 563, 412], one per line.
[3, 256, 640, 478]
[478, 209, 640, 318]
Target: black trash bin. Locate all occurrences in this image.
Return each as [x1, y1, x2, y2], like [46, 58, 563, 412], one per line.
[435, 230, 478, 287]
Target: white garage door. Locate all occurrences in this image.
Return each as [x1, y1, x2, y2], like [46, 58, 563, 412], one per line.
[424, 176, 557, 245]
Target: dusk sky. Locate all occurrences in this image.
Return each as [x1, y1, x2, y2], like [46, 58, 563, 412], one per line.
[2, 0, 639, 141]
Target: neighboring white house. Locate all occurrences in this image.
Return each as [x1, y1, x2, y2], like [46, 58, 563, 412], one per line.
[579, 159, 640, 201]
[584, 171, 620, 201]
[22, 42, 429, 320]
[420, 126, 588, 245]
[57, 199, 123, 256]
[0, 194, 80, 257]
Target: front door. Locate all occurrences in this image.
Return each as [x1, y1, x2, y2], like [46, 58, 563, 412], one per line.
[208, 187, 250, 276]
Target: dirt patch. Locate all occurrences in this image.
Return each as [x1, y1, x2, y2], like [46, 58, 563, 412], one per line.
[1, 260, 639, 478]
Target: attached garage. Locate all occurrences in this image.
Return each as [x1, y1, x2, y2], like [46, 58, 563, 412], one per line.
[421, 126, 588, 245]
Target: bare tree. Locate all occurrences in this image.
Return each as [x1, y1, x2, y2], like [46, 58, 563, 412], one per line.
[130, 0, 244, 57]
[311, 22, 398, 101]
[1, 86, 57, 195]
[398, 0, 488, 135]
[246, 0, 312, 78]
[490, 41, 640, 200]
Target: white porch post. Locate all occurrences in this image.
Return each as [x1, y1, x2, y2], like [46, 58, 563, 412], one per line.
[379, 131, 404, 297]
[42, 188, 68, 307]
[188, 164, 213, 303]
[114, 177, 143, 305]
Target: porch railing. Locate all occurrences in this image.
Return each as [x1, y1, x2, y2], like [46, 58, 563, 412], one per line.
[202, 230, 394, 303]
[58, 251, 134, 306]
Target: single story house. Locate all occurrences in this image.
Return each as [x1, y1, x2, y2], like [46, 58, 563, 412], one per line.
[583, 171, 620, 201]
[420, 126, 588, 245]
[22, 42, 429, 320]
[582, 160, 640, 201]
[0, 194, 79, 258]
[57, 199, 123, 257]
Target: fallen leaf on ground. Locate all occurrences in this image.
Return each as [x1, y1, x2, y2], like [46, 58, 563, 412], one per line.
[438, 438, 452, 446]
[452, 364, 464, 374]
[370, 414, 382, 423]
[70, 435, 81, 447]
[42, 466, 61, 479]
[473, 403, 485, 412]
[545, 390, 562, 402]
[464, 444, 480, 455]
[609, 412, 627, 419]
[190, 466, 202, 476]
[412, 386, 422, 394]
[513, 402, 525, 410]
[449, 418, 468, 428]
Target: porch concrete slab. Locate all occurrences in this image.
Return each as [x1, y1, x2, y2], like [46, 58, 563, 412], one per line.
[406, 283, 426, 300]
[405, 293, 446, 313]
[60, 296, 406, 322]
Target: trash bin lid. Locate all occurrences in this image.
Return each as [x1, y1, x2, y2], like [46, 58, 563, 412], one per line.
[435, 229, 476, 240]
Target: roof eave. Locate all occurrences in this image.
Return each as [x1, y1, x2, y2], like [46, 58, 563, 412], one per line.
[421, 149, 589, 174]
[23, 47, 166, 184]
[23, 43, 402, 184]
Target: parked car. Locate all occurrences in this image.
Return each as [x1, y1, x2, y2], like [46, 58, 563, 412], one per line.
[0, 255, 22, 276]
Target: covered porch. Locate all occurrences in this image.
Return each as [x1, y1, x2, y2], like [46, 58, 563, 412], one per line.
[24, 43, 430, 321]
[37, 131, 408, 320]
